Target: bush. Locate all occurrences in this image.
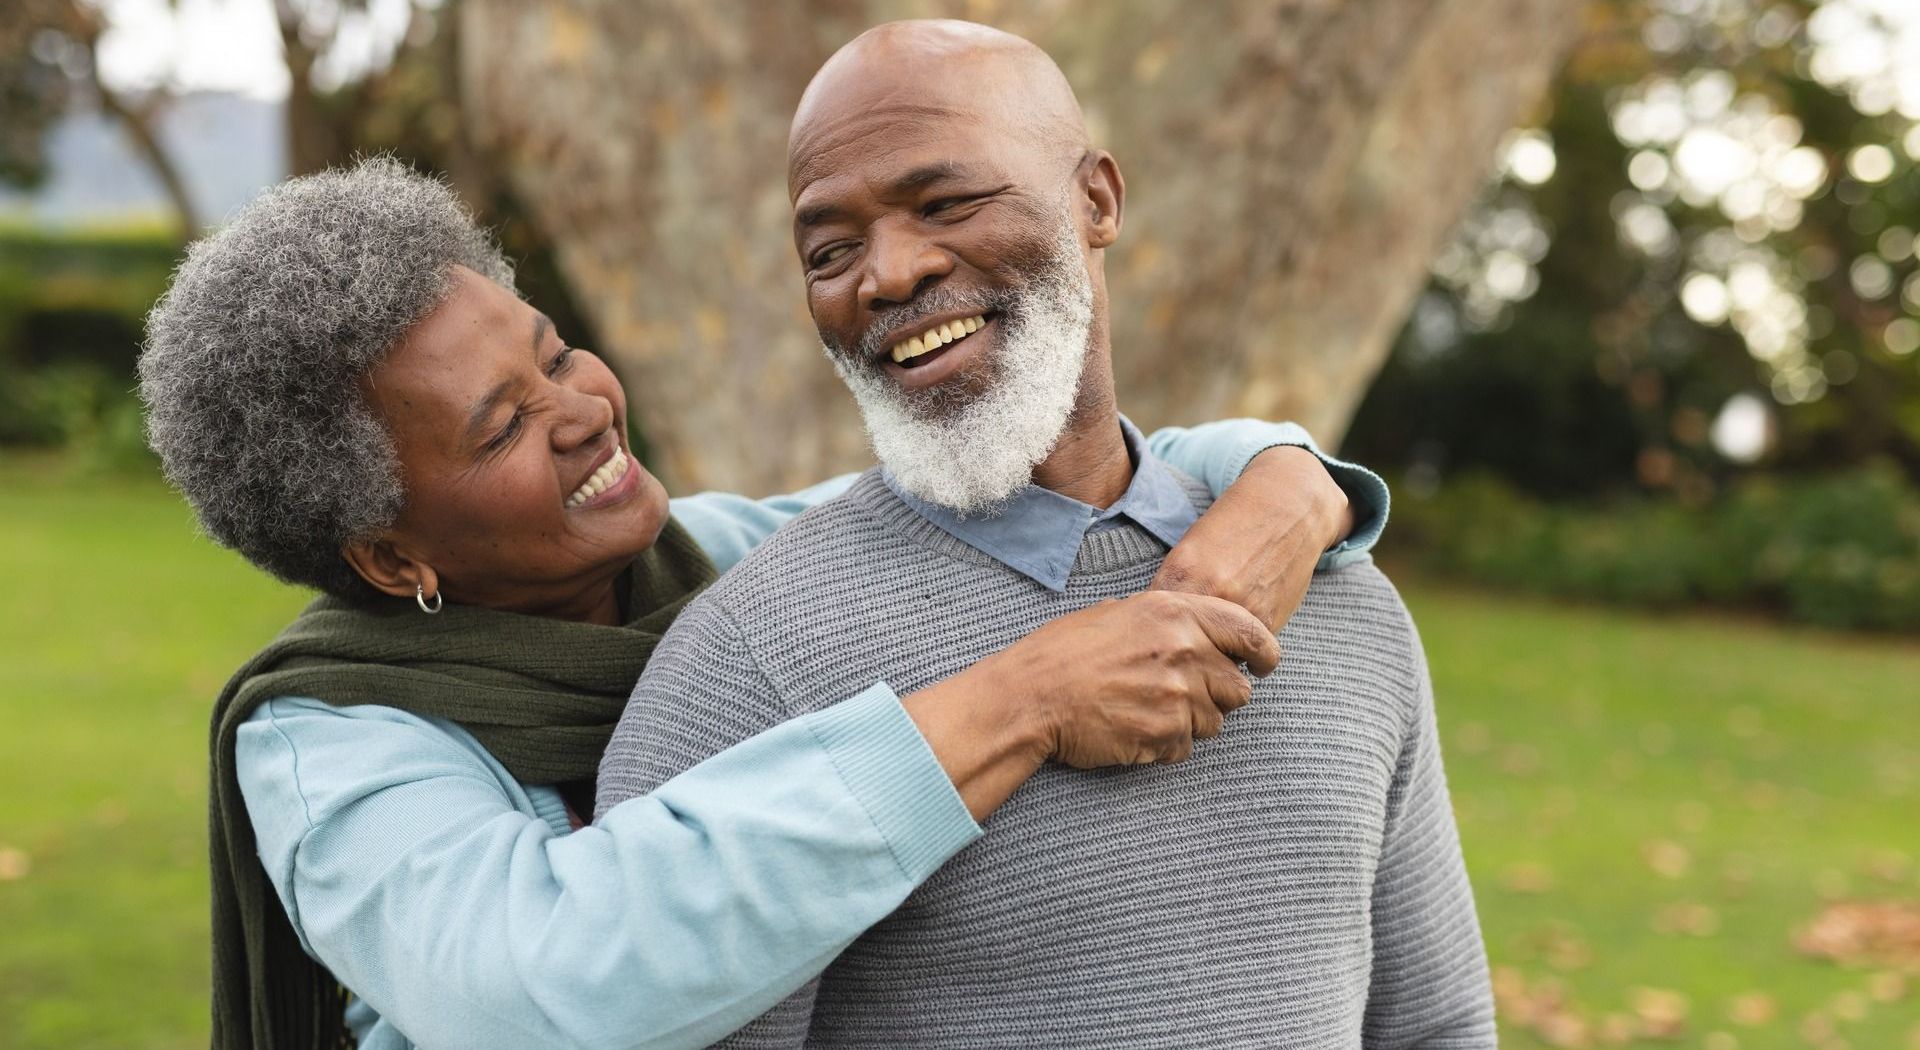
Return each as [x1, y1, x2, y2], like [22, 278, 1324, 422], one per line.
[1390, 464, 1920, 632]
[0, 223, 180, 448]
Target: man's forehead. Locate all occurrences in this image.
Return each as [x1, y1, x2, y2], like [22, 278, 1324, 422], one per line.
[791, 90, 986, 179]
[790, 118, 1012, 219]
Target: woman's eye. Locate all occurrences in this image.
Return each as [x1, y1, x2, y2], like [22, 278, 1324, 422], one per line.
[488, 413, 523, 451]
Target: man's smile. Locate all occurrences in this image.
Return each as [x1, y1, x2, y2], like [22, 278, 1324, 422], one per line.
[878, 313, 1000, 390]
[887, 312, 990, 365]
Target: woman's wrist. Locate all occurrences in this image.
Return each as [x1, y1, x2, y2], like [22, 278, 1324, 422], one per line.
[900, 658, 1051, 822]
[1247, 445, 1353, 550]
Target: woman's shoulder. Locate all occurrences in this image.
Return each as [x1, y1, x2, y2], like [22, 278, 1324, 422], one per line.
[236, 696, 516, 829]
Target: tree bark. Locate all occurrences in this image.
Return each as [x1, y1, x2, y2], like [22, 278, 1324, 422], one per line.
[462, 0, 1585, 494]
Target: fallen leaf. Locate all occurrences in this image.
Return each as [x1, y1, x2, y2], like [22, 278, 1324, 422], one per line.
[1727, 991, 1776, 1026]
[1642, 839, 1692, 880]
[1868, 971, 1907, 1003]
[1814, 869, 1852, 900]
[1864, 850, 1912, 884]
[1630, 986, 1689, 1039]
[1653, 902, 1720, 937]
[1596, 1013, 1635, 1046]
[1538, 1012, 1591, 1048]
[1453, 721, 1490, 754]
[0, 847, 28, 881]
[1673, 800, 1710, 833]
[1798, 1012, 1836, 1044]
[1794, 901, 1920, 968]
[1742, 781, 1781, 810]
[1829, 990, 1869, 1022]
[1502, 862, 1556, 894]
[1493, 968, 1596, 1047]
[1500, 744, 1542, 776]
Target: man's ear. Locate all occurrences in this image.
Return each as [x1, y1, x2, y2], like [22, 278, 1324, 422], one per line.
[341, 537, 439, 602]
[1083, 150, 1125, 250]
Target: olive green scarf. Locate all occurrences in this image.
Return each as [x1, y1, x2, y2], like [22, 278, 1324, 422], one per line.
[207, 520, 717, 1049]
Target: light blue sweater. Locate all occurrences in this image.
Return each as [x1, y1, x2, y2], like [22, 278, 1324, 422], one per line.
[234, 420, 1388, 1050]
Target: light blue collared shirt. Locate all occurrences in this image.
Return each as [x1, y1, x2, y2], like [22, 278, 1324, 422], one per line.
[883, 415, 1385, 591]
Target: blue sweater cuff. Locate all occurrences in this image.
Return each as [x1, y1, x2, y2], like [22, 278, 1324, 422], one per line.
[1230, 435, 1390, 571]
[801, 682, 983, 882]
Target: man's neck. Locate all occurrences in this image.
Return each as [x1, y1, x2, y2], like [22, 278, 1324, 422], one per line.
[1031, 405, 1131, 510]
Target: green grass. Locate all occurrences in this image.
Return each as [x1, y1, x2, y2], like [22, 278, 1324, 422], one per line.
[2, 453, 1915, 1049]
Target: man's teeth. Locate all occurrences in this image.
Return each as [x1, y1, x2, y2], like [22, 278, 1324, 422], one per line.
[890, 314, 986, 364]
[566, 447, 630, 508]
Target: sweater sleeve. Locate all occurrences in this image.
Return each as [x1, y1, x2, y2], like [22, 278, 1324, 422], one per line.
[1361, 627, 1496, 1049]
[1144, 418, 1390, 570]
[598, 597, 847, 1049]
[236, 688, 976, 1050]
[669, 474, 862, 574]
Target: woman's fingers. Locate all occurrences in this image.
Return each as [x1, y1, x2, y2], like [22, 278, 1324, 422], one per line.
[1178, 593, 1282, 678]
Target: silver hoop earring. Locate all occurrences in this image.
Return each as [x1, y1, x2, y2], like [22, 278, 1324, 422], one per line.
[416, 584, 443, 614]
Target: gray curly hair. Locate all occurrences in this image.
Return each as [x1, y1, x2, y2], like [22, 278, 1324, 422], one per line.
[139, 157, 515, 599]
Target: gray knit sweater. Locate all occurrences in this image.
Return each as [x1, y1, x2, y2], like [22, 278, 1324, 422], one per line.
[597, 470, 1493, 1049]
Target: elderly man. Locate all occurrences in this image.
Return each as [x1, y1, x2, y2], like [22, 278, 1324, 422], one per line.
[598, 19, 1491, 1050]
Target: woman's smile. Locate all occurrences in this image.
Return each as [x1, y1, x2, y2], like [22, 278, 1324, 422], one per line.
[566, 442, 641, 510]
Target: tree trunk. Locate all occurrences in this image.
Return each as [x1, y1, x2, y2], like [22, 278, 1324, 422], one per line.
[462, 0, 1585, 494]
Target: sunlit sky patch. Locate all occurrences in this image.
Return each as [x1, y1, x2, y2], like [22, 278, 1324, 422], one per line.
[90, 0, 423, 99]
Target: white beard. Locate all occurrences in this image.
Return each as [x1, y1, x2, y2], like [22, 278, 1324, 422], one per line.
[826, 216, 1094, 515]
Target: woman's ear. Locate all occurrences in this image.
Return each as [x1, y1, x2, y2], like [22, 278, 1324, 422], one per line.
[1083, 150, 1126, 250]
[341, 538, 438, 602]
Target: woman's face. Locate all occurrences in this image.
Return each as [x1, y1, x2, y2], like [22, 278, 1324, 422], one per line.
[350, 265, 671, 621]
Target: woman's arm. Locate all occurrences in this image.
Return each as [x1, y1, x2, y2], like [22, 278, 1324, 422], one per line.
[671, 419, 1391, 580]
[669, 475, 860, 574]
[238, 590, 1271, 1050]
[1147, 419, 1393, 632]
[1145, 418, 1390, 570]
[238, 690, 976, 1050]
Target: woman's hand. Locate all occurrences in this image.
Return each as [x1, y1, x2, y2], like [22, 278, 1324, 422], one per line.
[902, 591, 1280, 820]
[1151, 445, 1353, 635]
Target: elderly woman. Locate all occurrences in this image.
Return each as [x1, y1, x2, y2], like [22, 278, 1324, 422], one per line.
[139, 159, 1386, 1050]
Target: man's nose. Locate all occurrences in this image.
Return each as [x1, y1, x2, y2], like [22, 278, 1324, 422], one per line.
[859, 224, 952, 311]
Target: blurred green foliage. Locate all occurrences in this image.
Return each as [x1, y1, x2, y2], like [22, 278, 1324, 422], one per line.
[1348, 0, 1920, 498]
[1391, 461, 1920, 630]
[0, 223, 170, 466]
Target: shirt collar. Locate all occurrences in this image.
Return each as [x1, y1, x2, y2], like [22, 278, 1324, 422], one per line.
[881, 415, 1199, 591]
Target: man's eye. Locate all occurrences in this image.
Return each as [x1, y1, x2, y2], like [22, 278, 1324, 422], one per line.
[812, 244, 853, 268]
[548, 345, 576, 376]
[925, 196, 975, 217]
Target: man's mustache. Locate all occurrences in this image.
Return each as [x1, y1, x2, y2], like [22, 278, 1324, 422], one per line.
[833, 286, 1018, 363]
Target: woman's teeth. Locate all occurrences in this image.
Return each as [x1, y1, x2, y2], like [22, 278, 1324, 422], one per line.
[566, 447, 629, 508]
[890, 314, 986, 364]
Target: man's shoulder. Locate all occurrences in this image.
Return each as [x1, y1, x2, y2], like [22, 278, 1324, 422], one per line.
[1286, 555, 1429, 702]
[695, 468, 902, 611]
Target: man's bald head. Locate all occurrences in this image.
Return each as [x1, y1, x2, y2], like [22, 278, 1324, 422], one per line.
[788, 20, 1089, 190]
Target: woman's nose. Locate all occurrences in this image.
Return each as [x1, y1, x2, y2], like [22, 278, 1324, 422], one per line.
[553, 388, 616, 451]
